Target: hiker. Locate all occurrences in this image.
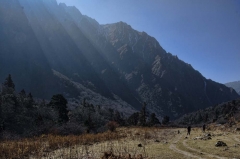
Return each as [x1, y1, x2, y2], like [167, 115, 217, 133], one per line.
[202, 124, 206, 133]
[187, 126, 191, 135]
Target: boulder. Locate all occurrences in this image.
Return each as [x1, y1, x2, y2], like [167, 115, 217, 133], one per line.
[205, 133, 211, 137]
[194, 137, 203, 140]
[215, 141, 227, 147]
[235, 128, 240, 131]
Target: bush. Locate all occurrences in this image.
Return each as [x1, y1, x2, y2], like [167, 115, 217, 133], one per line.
[106, 121, 119, 132]
[217, 117, 227, 125]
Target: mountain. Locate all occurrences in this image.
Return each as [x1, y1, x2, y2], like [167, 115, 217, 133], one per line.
[0, 0, 139, 108]
[175, 98, 240, 126]
[225, 81, 240, 95]
[0, 0, 239, 118]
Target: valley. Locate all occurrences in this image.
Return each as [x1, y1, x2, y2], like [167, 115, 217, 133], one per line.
[0, 0, 240, 158]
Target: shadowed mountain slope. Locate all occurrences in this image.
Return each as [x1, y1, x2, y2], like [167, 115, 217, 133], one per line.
[0, 0, 239, 118]
[62, 9, 239, 117]
[0, 0, 60, 98]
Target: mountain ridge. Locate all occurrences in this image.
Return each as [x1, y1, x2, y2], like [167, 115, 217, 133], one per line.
[225, 81, 240, 95]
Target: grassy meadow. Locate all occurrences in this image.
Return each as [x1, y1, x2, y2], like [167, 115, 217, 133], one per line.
[1, 124, 240, 159]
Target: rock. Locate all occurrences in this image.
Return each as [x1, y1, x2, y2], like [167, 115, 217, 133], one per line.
[194, 137, 203, 140]
[205, 133, 211, 137]
[215, 141, 227, 147]
[194, 136, 211, 140]
[235, 128, 240, 131]
[203, 136, 212, 140]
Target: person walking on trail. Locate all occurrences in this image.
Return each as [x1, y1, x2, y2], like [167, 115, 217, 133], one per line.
[202, 124, 206, 133]
[187, 126, 191, 135]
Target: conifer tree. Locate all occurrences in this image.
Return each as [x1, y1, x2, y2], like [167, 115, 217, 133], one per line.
[127, 112, 139, 125]
[4, 74, 15, 89]
[48, 94, 69, 124]
[2, 74, 15, 94]
[1, 75, 18, 131]
[113, 110, 124, 125]
[139, 102, 147, 126]
[26, 93, 34, 108]
[162, 116, 170, 125]
[18, 89, 26, 109]
[84, 114, 94, 133]
[148, 113, 160, 126]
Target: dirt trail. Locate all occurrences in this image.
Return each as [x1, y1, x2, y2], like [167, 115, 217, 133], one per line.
[169, 134, 205, 159]
[182, 140, 227, 159]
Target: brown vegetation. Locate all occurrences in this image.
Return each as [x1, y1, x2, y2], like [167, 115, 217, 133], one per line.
[0, 131, 124, 158]
[1, 124, 240, 158]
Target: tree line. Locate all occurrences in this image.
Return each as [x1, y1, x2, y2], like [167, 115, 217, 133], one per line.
[0, 75, 165, 139]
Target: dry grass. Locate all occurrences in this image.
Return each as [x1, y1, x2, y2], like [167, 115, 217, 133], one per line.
[0, 130, 125, 158]
[41, 127, 186, 158]
[185, 129, 240, 158]
[1, 125, 240, 158]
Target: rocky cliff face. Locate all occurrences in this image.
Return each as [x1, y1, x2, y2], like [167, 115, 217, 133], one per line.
[225, 81, 240, 95]
[0, 0, 239, 118]
[96, 22, 239, 117]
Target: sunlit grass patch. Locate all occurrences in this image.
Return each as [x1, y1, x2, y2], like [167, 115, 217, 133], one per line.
[186, 130, 240, 158]
[0, 130, 124, 158]
[1, 126, 240, 158]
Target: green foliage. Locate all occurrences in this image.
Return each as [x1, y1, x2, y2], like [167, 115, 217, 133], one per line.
[139, 102, 147, 126]
[48, 94, 69, 124]
[1, 75, 18, 132]
[113, 110, 124, 126]
[148, 113, 160, 126]
[175, 99, 240, 125]
[196, 112, 203, 123]
[162, 116, 170, 125]
[0, 74, 168, 137]
[127, 112, 139, 126]
[71, 99, 106, 132]
[0, 75, 39, 135]
[2, 74, 15, 94]
[84, 114, 94, 133]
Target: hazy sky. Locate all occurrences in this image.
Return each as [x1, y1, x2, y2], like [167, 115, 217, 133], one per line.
[56, 0, 240, 84]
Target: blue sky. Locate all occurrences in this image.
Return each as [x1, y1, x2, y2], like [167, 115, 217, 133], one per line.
[56, 0, 240, 84]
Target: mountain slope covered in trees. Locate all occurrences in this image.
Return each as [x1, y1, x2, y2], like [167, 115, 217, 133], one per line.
[0, 0, 239, 119]
[175, 98, 240, 126]
[0, 75, 159, 136]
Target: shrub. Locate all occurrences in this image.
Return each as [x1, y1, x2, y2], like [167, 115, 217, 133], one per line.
[106, 121, 119, 132]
